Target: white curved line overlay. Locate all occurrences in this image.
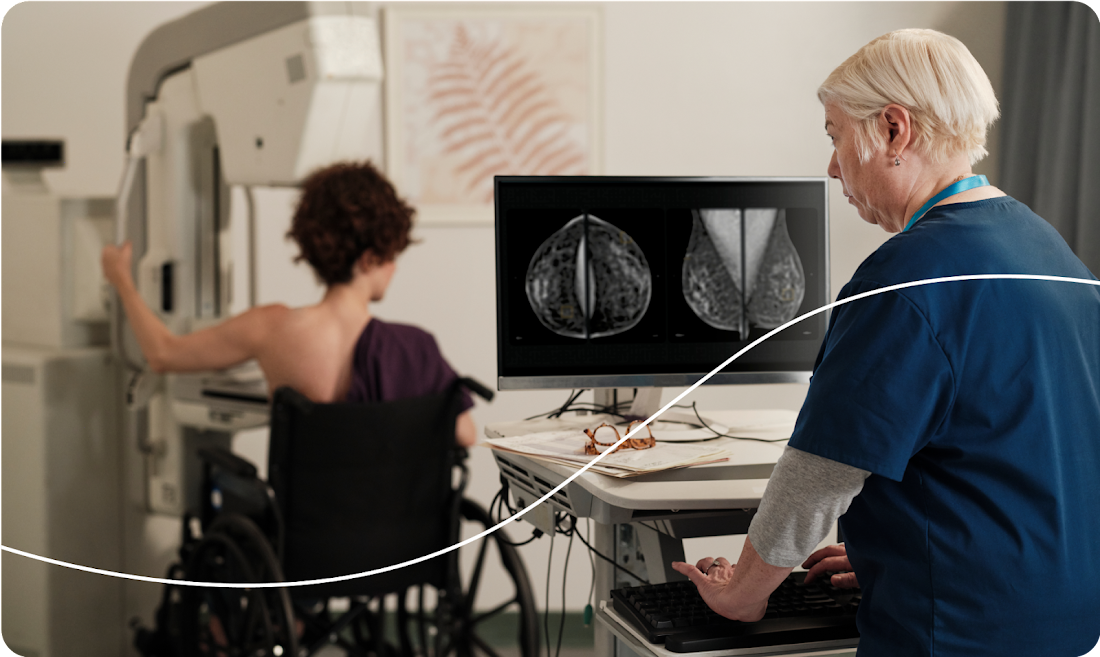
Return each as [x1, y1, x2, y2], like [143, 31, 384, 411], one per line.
[2, 274, 1097, 588]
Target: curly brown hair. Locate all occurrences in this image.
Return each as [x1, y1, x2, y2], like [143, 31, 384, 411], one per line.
[287, 161, 415, 286]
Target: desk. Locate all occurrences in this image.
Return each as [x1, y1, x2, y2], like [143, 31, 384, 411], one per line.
[486, 410, 857, 657]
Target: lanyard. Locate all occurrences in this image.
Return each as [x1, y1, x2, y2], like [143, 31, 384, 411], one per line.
[902, 175, 989, 232]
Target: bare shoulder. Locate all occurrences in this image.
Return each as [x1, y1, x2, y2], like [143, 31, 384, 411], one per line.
[239, 303, 292, 324]
[252, 303, 293, 320]
[228, 303, 293, 339]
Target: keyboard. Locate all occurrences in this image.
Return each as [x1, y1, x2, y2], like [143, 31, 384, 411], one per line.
[610, 572, 860, 652]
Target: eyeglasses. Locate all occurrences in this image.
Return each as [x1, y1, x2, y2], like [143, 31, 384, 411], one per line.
[582, 421, 656, 456]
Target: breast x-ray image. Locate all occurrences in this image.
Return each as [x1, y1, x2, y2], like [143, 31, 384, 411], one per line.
[526, 214, 652, 339]
[682, 208, 805, 337]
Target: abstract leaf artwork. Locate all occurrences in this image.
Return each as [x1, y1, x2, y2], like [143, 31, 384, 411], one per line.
[682, 209, 805, 337]
[386, 10, 598, 211]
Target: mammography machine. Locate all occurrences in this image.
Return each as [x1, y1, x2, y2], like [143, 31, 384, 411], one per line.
[3, 4, 386, 655]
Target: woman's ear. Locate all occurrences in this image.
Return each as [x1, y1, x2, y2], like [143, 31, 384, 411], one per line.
[880, 104, 913, 155]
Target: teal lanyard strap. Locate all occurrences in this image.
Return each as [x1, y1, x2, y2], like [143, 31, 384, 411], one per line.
[902, 175, 989, 232]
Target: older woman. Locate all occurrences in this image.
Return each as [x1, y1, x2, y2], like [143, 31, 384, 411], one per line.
[102, 161, 477, 446]
[673, 29, 1100, 655]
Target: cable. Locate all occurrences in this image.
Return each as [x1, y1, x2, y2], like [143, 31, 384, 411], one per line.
[489, 482, 542, 546]
[551, 389, 586, 419]
[689, 402, 789, 443]
[584, 519, 596, 626]
[525, 389, 585, 421]
[524, 389, 638, 422]
[571, 516, 650, 586]
[556, 516, 574, 657]
[544, 531, 554, 657]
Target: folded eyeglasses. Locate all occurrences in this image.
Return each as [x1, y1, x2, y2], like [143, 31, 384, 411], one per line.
[582, 421, 656, 456]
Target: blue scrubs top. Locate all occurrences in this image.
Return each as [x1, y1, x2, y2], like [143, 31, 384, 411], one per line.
[788, 197, 1100, 656]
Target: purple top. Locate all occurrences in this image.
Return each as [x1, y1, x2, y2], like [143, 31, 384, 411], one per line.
[346, 318, 474, 412]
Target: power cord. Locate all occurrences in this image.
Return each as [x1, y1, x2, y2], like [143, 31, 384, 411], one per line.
[686, 402, 790, 443]
[524, 389, 634, 422]
[584, 518, 596, 626]
[544, 529, 554, 657]
[489, 483, 542, 546]
[555, 513, 575, 657]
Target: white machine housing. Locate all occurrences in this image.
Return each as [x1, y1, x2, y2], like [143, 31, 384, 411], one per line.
[193, 15, 384, 185]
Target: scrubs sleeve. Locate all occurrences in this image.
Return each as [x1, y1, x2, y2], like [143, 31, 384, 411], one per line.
[787, 283, 955, 481]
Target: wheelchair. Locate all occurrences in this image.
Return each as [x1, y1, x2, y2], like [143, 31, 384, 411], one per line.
[133, 378, 539, 657]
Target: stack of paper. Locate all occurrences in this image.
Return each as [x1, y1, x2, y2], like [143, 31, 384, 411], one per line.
[485, 428, 731, 477]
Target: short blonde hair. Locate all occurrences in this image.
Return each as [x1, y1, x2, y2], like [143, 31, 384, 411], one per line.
[818, 29, 999, 165]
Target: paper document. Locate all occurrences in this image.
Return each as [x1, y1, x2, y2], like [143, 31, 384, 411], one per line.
[485, 429, 730, 477]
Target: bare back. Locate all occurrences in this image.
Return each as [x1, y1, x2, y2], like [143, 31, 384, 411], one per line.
[252, 302, 371, 403]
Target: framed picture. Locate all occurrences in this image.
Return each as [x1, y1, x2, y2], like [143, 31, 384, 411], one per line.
[383, 5, 603, 226]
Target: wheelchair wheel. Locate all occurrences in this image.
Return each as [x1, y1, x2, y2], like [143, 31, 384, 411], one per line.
[431, 498, 539, 657]
[178, 513, 298, 657]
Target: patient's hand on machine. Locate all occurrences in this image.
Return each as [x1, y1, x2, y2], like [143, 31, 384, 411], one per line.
[102, 239, 283, 376]
[801, 543, 859, 588]
[101, 241, 131, 289]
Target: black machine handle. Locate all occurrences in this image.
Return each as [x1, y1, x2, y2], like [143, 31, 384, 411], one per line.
[458, 376, 494, 403]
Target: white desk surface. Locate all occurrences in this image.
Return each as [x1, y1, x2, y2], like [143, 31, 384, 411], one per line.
[485, 409, 795, 512]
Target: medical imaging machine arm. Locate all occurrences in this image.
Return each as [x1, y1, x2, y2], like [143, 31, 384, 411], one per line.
[114, 1, 384, 515]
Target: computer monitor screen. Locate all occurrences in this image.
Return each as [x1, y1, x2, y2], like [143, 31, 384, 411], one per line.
[495, 177, 829, 390]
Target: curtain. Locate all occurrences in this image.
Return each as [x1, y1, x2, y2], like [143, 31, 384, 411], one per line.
[1000, 2, 1100, 274]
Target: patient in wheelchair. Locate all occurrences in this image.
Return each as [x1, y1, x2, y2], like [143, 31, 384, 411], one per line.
[102, 160, 476, 445]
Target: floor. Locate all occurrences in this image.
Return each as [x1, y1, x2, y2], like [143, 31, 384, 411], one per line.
[306, 610, 595, 657]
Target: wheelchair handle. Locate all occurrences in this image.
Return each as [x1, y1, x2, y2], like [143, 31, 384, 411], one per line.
[458, 376, 494, 402]
[196, 445, 258, 479]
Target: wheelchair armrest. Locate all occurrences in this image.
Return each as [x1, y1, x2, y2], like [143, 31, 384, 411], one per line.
[458, 377, 494, 403]
[197, 445, 258, 479]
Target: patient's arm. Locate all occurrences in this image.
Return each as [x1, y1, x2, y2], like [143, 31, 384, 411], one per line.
[456, 410, 477, 447]
[103, 241, 283, 373]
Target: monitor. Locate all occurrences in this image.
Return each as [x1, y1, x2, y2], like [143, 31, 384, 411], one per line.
[494, 176, 829, 391]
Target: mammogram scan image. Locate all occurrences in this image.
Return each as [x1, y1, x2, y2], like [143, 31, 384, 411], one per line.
[682, 208, 805, 336]
[526, 214, 652, 339]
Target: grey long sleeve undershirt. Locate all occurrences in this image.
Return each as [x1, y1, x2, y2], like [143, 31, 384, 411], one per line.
[747, 446, 872, 568]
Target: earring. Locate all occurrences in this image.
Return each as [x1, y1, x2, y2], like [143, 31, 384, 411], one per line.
[894, 151, 901, 166]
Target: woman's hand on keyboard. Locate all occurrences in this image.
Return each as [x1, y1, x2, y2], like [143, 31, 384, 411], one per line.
[671, 556, 769, 622]
[802, 544, 860, 588]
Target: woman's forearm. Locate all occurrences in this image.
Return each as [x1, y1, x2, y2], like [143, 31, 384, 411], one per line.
[114, 279, 176, 372]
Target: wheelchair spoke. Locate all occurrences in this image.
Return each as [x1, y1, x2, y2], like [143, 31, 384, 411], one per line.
[469, 632, 503, 657]
[463, 538, 491, 616]
[469, 598, 517, 626]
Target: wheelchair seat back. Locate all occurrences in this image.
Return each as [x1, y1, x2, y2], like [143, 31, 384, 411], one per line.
[268, 383, 468, 599]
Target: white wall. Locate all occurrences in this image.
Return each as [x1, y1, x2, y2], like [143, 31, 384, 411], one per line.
[1, 0, 1007, 623]
[1, 1, 209, 196]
